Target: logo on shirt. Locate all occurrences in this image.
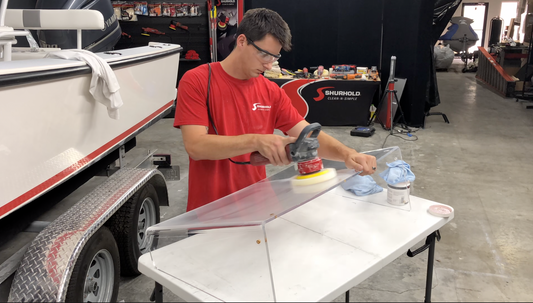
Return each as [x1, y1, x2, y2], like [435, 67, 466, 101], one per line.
[314, 87, 361, 101]
[252, 103, 272, 111]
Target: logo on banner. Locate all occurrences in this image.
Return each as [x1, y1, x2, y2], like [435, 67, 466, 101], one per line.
[313, 87, 335, 101]
[314, 87, 361, 101]
[252, 103, 271, 111]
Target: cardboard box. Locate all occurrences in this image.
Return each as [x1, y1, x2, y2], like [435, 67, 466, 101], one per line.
[357, 67, 368, 74]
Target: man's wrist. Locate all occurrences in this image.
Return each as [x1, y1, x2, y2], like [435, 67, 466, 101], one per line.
[247, 133, 259, 151]
[341, 147, 357, 159]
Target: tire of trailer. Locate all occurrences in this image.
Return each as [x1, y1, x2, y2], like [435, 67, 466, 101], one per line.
[65, 226, 120, 302]
[107, 182, 160, 276]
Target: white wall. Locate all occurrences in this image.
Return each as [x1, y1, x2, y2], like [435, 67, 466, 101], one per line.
[449, 0, 522, 48]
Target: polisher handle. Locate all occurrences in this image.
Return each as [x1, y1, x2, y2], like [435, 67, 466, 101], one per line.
[250, 145, 291, 166]
[288, 123, 321, 162]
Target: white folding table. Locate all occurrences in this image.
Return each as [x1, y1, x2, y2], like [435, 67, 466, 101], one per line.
[139, 186, 453, 302]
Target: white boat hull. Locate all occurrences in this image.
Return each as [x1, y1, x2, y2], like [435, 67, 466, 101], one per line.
[0, 43, 181, 219]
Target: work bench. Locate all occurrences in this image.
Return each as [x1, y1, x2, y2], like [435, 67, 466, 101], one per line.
[138, 156, 453, 302]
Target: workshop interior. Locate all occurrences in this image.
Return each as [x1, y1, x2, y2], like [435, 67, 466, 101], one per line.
[1, 0, 532, 302]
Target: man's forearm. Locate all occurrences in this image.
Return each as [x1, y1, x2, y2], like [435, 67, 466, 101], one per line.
[316, 132, 354, 162]
[185, 134, 258, 161]
[182, 124, 296, 165]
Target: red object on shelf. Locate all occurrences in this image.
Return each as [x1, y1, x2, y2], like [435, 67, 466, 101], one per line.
[185, 50, 200, 60]
[169, 21, 189, 31]
[141, 27, 165, 36]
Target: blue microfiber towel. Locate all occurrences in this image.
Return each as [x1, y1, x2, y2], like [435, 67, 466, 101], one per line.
[341, 175, 383, 196]
[379, 160, 415, 185]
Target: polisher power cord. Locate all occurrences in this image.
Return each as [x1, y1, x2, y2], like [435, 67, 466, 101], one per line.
[206, 63, 251, 164]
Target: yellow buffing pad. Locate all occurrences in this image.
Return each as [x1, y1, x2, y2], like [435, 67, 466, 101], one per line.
[291, 168, 337, 187]
[290, 168, 338, 194]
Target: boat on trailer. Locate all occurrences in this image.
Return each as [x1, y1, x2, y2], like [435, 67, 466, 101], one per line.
[0, 6, 181, 220]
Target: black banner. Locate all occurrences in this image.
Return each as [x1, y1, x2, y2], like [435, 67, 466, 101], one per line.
[270, 79, 380, 126]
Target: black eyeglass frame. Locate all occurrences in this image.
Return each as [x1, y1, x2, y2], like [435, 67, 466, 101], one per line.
[246, 38, 282, 60]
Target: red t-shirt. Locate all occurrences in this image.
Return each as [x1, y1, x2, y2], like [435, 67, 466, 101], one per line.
[174, 63, 303, 211]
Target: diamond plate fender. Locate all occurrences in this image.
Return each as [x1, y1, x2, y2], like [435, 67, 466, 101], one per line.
[8, 167, 168, 302]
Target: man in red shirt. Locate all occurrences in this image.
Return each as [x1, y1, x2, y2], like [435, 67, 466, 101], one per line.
[174, 8, 377, 211]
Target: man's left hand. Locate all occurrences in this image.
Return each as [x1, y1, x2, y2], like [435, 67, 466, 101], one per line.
[344, 151, 377, 176]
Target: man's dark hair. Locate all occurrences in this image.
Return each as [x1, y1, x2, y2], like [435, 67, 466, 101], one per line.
[236, 8, 292, 51]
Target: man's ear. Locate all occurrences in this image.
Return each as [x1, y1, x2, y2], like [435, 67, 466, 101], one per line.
[235, 34, 247, 48]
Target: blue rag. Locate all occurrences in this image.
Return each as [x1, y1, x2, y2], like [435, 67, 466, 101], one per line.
[341, 175, 383, 196]
[379, 160, 415, 185]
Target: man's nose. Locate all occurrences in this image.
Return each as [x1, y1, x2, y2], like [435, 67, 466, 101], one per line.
[263, 62, 273, 70]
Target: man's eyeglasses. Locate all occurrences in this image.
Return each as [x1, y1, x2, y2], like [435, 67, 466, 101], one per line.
[247, 38, 281, 63]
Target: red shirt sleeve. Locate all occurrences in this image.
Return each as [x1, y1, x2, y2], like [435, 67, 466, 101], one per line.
[174, 65, 209, 129]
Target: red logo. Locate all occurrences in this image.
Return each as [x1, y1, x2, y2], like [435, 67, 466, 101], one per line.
[313, 86, 335, 101]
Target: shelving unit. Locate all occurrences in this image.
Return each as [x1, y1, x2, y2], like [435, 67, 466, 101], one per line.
[113, 0, 209, 84]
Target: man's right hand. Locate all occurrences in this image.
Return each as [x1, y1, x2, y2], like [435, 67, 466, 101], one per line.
[181, 125, 297, 166]
[253, 134, 296, 166]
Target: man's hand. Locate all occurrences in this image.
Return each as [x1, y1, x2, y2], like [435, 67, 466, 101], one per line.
[254, 135, 297, 166]
[180, 125, 298, 165]
[344, 150, 377, 176]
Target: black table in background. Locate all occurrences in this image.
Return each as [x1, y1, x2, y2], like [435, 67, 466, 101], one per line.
[269, 78, 380, 126]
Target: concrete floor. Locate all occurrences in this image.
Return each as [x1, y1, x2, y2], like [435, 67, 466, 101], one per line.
[115, 61, 533, 302]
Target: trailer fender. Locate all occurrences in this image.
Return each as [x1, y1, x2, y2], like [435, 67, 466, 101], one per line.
[8, 168, 167, 302]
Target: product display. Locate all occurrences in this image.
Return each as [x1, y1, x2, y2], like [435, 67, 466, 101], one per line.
[114, 1, 206, 58]
[121, 2, 138, 21]
[148, 3, 161, 16]
[162, 3, 172, 16]
[112, 1, 203, 18]
[134, 1, 148, 15]
[266, 63, 379, 81]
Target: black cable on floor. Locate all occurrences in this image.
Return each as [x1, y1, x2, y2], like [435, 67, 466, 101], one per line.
[382, 128, 419, 148]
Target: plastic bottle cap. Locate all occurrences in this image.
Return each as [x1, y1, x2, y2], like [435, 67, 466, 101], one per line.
[428, 205, 454, 217]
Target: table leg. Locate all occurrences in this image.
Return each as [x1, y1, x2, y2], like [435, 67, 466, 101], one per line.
[406, 230, 441, 303]
[149, 282, 163, 302]
[345, 290, 350, 302]
[424, 233, 436, 303]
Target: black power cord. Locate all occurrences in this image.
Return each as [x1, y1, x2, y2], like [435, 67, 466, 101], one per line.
[206, 63, 251, 165]
[380, 99, 420, 148]
[381, 128, 419, 148]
